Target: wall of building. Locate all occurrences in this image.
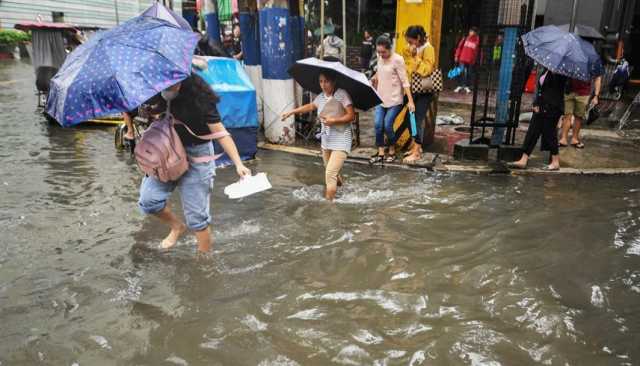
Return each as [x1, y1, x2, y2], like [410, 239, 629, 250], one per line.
[0, 0, 182, 29]
[543, 0, 605, 29]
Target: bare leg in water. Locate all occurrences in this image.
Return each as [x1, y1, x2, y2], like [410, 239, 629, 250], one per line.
[123, 112, 135, 140]
[194, 228, 212, 253]
[154, 206, 212, 252]
[154, 206, 187, 249]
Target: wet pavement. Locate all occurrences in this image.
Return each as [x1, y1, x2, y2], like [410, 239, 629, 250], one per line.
[2, 60, 640, 365]
[323, 94, 640, 171]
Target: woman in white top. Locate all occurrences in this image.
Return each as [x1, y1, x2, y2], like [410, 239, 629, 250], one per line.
[282, 71, 355, 201]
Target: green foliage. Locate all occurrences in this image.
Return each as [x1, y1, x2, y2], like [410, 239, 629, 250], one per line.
[0, 30, 31, 46]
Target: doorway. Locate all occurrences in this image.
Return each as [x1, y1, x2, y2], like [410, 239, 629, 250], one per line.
[438, 0, 488, 73]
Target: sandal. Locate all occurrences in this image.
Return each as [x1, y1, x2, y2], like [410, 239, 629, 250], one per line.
[541, 165, 560, 171]
[369, 155, 384, 164]
[558, 143, 568, 148]
[403, 153, 422, 163]
[571, 142, 585, 149]
[385, 154, 397, 163]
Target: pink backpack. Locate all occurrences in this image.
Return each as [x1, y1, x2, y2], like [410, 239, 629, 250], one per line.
[134, 113, 229, 183]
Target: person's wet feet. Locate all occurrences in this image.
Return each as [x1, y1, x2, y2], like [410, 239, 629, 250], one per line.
[541, 165, 560, 171]
[403, 153, 422, 163]
[160, 223, 186, 250]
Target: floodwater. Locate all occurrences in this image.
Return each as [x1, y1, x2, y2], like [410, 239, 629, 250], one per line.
[2, 60, 640, 366]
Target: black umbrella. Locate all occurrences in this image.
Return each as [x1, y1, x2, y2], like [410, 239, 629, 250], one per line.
[557, 24, 605, 40]
[288, 57, 382, 110]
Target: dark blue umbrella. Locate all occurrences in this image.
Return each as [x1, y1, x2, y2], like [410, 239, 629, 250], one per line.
[522, 25, 603, 82]
[141, 2, 193, 31]
[46, 16, 198, 126]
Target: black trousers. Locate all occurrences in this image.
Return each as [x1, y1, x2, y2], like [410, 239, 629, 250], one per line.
[413, 92, 433, 145]
[522, 110, 561, 156]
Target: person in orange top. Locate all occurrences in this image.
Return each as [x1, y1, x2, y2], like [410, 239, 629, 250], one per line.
[402, 25, 436, 163]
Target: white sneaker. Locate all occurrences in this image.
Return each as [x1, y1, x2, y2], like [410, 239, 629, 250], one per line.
[453, 86, 462, 93]
[464, 87, 472, 94]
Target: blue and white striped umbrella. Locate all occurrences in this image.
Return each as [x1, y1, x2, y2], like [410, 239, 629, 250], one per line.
[46, 16, 198, 126]
[522, 25, 603, 82]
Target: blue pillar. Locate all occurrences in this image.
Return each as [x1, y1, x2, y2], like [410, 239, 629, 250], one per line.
[239, 11, 264, 126]
[239, 12, 260, 65]
[204, 0, 220, 44]
[289, 15, 305, 62]
[491, 27, 518, 146]
[259, 7, 296, 144]
[182, 10, 198, 29]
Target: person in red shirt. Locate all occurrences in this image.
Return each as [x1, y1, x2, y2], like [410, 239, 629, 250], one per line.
[558, 75, 602, 148]
[453, 27, 480, 94]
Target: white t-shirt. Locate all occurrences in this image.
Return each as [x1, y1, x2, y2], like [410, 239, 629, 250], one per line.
[313, 88, 353, 153]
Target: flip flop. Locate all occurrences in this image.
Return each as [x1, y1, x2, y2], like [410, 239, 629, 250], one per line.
[541, 165, 560, 171]
[558, 143, 568, 148]
[369, 155, 384, 164]
[571, 142, 585, 149]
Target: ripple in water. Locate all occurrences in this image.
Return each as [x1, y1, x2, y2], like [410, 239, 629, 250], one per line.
[286, 307, 325, 320]
[298, 290, 428, 315]
[292, 185, 395, 204]
[240, 314, 268, 332]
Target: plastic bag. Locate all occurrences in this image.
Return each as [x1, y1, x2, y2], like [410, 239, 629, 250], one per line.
[447, 65, 463, 79]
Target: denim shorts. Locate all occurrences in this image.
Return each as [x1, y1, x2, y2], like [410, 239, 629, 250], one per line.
[138, 142, 216, 231]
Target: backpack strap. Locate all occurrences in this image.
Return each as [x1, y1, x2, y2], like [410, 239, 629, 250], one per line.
[170, 118, 231, 164]
[173, 120, 231, 140]
[189, 153, 224, 164]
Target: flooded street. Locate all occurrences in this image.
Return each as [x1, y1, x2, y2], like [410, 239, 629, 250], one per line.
[2, 60, 640, 365]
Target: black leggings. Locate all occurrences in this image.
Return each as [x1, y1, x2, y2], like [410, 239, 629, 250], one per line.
[412, 93, 433, 145]
[522, 110, 561, 156]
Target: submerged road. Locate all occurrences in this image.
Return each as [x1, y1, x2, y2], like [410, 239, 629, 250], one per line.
[1, 60, 640, 365]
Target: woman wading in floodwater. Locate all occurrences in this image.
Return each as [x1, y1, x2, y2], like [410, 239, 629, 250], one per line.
[138, 74, 251, 253]
[282, 71, 355, 201]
